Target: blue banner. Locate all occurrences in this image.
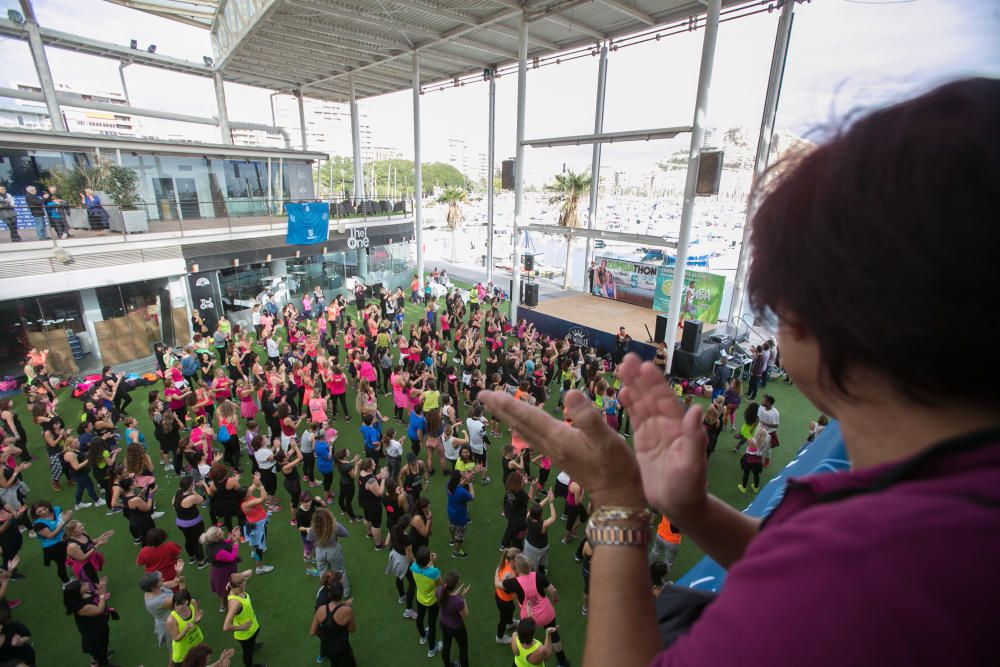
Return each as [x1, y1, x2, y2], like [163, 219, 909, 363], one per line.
[285, 202, 329, 245]
[676, 421, 849, 592]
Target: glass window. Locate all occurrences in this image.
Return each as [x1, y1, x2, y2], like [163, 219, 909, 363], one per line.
[219, 264, 270, 313]
[37, 292, 85, 333]
[96, 285, 126, 320]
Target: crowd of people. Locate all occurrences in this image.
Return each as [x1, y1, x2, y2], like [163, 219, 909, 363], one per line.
[4, 270, 749, 667]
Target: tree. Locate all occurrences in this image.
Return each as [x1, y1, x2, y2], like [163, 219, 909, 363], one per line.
[436, 186, 468, 261]
[546, 169, 592, 289]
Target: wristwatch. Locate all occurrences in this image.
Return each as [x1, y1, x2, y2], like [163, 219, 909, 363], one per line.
[585, 506, 653, 548]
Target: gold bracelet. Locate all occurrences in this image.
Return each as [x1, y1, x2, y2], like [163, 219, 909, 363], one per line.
[585, 506, 653, 548]
[589, 505, 652, 525]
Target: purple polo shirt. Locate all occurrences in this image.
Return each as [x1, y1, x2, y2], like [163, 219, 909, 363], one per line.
[652, 427, 1000, 667]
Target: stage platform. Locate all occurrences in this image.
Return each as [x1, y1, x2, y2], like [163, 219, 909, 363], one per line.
[528, 292, 717, 345]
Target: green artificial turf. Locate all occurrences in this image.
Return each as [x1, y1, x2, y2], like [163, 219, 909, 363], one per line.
[6, 286, 819, 666]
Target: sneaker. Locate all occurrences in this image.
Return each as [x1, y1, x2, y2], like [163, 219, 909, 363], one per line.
[737, 484, 747, 494]
[581, 606, 588, 616]
[197, 561, 209, 570]
[6, 599, 21, 609]
[751, 484, 760, 493]
[398, 595, 406, 604]
[255, 565, 275, 575]
[218, 605, 226, 613]
[106, 507, 121, 516]
[403, 609, 418, 619]
[75, 502, 94, 510]
[448, 540, 455, 547]
[315, 657, 324, 664]
[427, 641, 442, 658]
[452, 550, 468, 559]
[95, 498, 106, 507]
[496, 635, 512, 645]
[151, 511, 165, 520]
[419, 633, 428, 646]
[305, 568, 320, 577]
[482, 477, 490, 485]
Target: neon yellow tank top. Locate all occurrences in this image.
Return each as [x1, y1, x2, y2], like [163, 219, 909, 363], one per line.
[170, 603, 204, 663]
[514, 635, 542, 667]
[227, 592, 259, 640]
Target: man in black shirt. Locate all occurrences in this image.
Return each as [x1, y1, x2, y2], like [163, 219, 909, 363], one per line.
[614, 327, 632, 365]
[25, 185, 48, 240]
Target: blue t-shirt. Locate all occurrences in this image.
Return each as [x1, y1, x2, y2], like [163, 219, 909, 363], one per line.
[315, 440, 333, 474]
[446, 486, 473, 526]
[407, 412, 426, 442]
[33, 506, 63, 548]
[360, 424, 380, 451]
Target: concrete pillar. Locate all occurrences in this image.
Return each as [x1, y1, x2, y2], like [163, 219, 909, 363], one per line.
[297, 89, 308, 151]
[167, 275, 193, 343]
[19, 0, 65, 132]
[213, 70, 232, 145]
[79, 287, 103, 360]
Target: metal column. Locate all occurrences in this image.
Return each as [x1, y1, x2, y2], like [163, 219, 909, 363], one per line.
[267, 157, 273, 214]
[510, 13, 529, 322]
[212, 70, 232, 145]
[118, 61, 131, 106]
[412, 54, 425, 292]
[729, 0, 796, 322]
[664, 0, 722, 374]
[297, 90, 308, 151]
[486, 67, 496, 283]
[19, 0, 64, 132]
[349, 74, 365, 203]
[581, 43, 609, 292]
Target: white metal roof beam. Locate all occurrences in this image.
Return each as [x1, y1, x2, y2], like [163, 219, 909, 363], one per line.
[216, 0, 284, 70]
[596, 0, 656, 26]
[383, 0, 559, 51]
[520, 224, 678, 249]
[489, 0, 605, 40]
[287, 0, 518, 60]
[522, 126, 691, 147]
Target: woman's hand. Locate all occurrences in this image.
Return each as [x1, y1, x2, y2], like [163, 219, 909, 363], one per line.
[617, 354, 708, 522]
[479, 389, 645, 508]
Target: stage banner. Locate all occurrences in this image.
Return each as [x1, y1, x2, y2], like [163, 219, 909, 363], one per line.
[592, 256, 660, 308]
[285, 202, 329, 245]
[653, 267, 726, 323]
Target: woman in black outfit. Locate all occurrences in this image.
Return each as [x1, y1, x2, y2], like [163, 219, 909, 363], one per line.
[120, 478, 156, 545]
[501, 471, 529, 549]
[64, 579, 115, 667]
[335, 450, 360, 521]
[310, 571, 357, 666]
[173, 476, 207, 566]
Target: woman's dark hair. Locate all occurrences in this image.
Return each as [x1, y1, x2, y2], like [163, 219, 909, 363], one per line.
[748, 78, 1000, 406]
[172, 587, 193, 607]
[181, 644, 213, 667]
[414, 496, 430, 519]
[528, 502, 542, 521]
[62, 579, 85, 615]
[391, 513, 412, 547]
[650, 561, 669, 586]
[516, 617, 537, 642]
[176, 475, 194, 497]
[447, 469, 462, 494]
[146, 527, 168, 547]
[438, 570, 460, 608]
[415, 545, 431, 567]
[742, 402, 759, 426]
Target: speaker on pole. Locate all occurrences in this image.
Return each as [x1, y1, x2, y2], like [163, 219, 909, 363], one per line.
[523, 281, 539, 307]
[654, 314, 670, 343]
[501, 159, 515, 190]
[681, 319, 703, 353]
[523, 253, 534, 272]
[696, 150, 724, 197]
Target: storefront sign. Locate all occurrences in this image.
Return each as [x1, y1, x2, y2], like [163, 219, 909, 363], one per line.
[187, 273, 221, 331]
[286, 202, 329, 245]
[347, 226, 370, 250]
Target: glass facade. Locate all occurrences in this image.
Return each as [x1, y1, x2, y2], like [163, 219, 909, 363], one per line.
[0, 148, 91, 194]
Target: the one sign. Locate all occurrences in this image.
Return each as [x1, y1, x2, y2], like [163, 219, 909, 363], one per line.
[347, 226, 370, 250]
[286, 201, 329, 245]
[187, 272, 221, 332]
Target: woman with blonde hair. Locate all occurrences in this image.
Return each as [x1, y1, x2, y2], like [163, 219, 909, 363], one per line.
[308, 508, 351, 594]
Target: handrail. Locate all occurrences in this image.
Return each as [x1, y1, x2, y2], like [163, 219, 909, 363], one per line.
[728, 312, 772, 346]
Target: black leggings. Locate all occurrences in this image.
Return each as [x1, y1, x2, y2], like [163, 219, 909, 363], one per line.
[178, 522, 206, 562]
[237, 627, 259, 667]
[394, 405, 405, 422]
[501, 519, 525, 549]
[495, 596, 515, 639]
[321, 471, 334, 494]
[330, 394, 349, 418]
[440, 622, 469, 667]
[303, 452, 315, 481]
[223, 439, 241, 471]
[338, 482, 357, 519]
[415, 600, 438, 645]
[43, 542, 70, 583]
[741, 455, 763, 487]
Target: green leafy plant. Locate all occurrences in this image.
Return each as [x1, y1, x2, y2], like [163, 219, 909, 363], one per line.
[41, 160, 142, 210]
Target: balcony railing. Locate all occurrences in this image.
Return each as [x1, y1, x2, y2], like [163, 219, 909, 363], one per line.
[0, 197, 413, 245]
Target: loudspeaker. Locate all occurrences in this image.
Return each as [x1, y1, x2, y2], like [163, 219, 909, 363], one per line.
[654, 313, 670, 343]
[681, 319, 703, 353]
[523, 281, 539, 307]
[696, 149, 724, 197]
[501, 159, 515, 190]
[523, 253, 535, 272]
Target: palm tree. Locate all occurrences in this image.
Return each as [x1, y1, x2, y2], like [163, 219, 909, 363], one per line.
[546, 169, 592, 289]
[436, 186, 468, 261]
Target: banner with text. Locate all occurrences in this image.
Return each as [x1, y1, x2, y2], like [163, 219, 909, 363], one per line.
[653, 267, 726, 323]
[592, 256, 661, 308]
[285, 201, 329, 245]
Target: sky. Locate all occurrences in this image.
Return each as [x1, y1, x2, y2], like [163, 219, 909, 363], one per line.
[1, 0, 998, 185]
